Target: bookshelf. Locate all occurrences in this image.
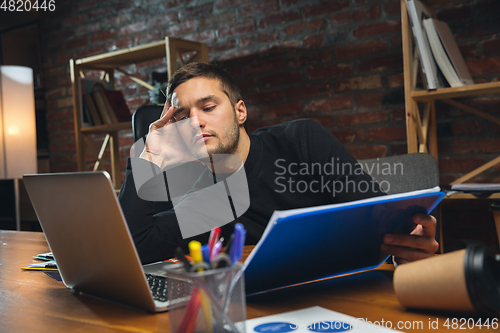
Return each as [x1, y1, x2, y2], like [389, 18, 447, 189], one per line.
[401, 0, 500, 185]
[69, 37, 209, 188]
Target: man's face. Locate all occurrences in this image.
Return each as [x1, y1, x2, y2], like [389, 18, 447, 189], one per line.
[171, 77, 240, 160]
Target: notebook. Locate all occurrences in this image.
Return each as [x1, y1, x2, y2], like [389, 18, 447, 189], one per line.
[23, 171, 171, 313]
[243, 187, 445, 295]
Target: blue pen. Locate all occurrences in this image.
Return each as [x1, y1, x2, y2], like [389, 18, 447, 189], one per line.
[201, 244, 210, 264]
[230, 223, 246, 263]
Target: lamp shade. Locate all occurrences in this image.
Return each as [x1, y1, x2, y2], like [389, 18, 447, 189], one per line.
[0, 65, 37, 179]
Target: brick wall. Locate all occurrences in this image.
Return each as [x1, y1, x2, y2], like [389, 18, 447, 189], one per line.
[39, 0, 500, 185]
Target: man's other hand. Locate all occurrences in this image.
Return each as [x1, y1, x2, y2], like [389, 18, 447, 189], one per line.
[381, 213, 439, 265]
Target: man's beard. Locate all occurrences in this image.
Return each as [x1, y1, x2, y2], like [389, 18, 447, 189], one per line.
[192, 113, 240, 161]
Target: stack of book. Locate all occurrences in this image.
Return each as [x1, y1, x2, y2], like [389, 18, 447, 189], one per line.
[405, 0, 474, 90]
[80, 79, 132, 127]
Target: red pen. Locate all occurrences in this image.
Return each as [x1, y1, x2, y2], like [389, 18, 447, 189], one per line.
[207, 227, 221, 256]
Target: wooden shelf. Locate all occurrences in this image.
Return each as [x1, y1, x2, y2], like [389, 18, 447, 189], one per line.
[80, 122, 132, 134]
[411, 81, 500, 101]
[70, 37, 208, 189]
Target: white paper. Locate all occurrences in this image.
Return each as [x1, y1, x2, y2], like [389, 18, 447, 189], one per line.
[245, 306, 403, 332]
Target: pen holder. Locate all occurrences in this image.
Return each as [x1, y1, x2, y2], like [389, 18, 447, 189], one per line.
[165, 263, 246, 333]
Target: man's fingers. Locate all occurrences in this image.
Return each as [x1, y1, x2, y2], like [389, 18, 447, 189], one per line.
[412, 213, 437, 237]
[153, 106, 175, 128]
[380, 244, 434, 262]
[383, 233, 439, 254]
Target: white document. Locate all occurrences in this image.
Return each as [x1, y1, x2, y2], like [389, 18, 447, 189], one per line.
[245, 306, 403, 332]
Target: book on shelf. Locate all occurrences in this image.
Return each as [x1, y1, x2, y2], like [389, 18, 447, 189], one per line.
[103, 90, 132, 123]
[84, 94, 103, 126]
[405, 0, 445, 90]
[93, 91, 118, 124]
[422, 17, 474, 88]
[79, 78, 114, 127]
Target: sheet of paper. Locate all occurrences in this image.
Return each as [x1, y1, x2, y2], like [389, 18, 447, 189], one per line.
[245, 306, 403, 332]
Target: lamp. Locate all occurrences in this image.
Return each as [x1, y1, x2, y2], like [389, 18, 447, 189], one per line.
[0, 65, 37, 230]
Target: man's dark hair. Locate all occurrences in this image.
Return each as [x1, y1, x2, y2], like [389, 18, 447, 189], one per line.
[167, 62, 242, 106]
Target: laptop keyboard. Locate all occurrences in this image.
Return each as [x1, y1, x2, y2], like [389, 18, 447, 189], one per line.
[145, 274, 168, 302]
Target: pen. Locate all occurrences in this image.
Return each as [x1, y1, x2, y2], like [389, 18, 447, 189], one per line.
[21, 266, 58, 271]
[201, 244, 210, 264]
[188, 241, 213, 333]
[207, 227, 221, 254]
[175, 246, 192, 272]
[211, 237, 223, 259]
[230, 223, 246, 264]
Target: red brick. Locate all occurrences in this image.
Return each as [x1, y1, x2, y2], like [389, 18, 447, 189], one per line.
[336, 40, 387, 60]
[467, 57, 500, 76]
[200, 12, 235, 29]
[238, 1, 279, 18]
[391, 35, 402, 46]
[106, 38, 133, 52]
[64, 37, 88, 51]
[215, 0, 251, 10]
[56, 76, 72, 86]
[334, 75, 382, 93]
[338, 110, 387, 127]
[258, 11, 301, 29]
[366, 126, 406, 141]
[303, 0, 349, 17]
[359, 54, 402, 72]
[246, 106, 260, 120]
[179, 3, 213, 19]
[436, 5, 472, 23]
[63, 14, 86, 26]
[285, 19, 324, 36]
[333, 130, 357, 143]
[285, 83, 331, 100]
[288, 50, 332, 68]
[246, 119, 285, 133]
[119, 72, 147, 86]
[75, 23, 101, 37]
[483, 39, 500, 56]
[356, 92, 387, 108]
[46, 109, 72, 121]
[302, 34, 324, 48]
[346, 145, 387, 159]
[306, 63, 352, 80]
[262, 102, 303, 118]
[184, 30, 217, 43]
[46, 88, 68, 100]
[119, 21, 148, 37]
[56, 52, 77, 65]
[135, 31, 165, 45]
[384, 0, 400, 16]
[353, 20, 401, 39]
[167, 20, 197, 36]
[307, 96, 353, 112]
[244, 58, 283, 74]
[262, 72, 302, 88]
[391, 107, 405, 122]
[388, 73, 404, 88]
[459, 43, 477, 60]
[438, 157, 487, 174]
[148, 13, 179, 28]
[240, 32, 279, 48]
[233, 78, 256, 93]
[307, 116, 335, 128]
[79, 45, 104, 58]
[219, 49, 253, 61]
[90, 30, 116, 43]
[219, 20, 255, 39]
[209, 39, 236, 54]
[330, 6, 380, 26]
[76, 0, 99, 11]
[44, 66, 67, 78]
[451, 119, 484, 135]
[390, 143, 407, 156]
[243, 90, 283, 105]
[259, 40, 301, 57]
[453, 138, 500, 154]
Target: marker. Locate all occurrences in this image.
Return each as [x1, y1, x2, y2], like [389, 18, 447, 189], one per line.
[201, 244, 210, 264]
[230, 223, 246, 263]
[188, 241, 203, 264]
[211, 237, 223, 259]
[208, 227, 221, 254]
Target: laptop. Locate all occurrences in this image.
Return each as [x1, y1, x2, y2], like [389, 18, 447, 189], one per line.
[23, 171, 171, 313]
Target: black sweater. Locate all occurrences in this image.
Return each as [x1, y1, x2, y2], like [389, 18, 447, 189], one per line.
[118, 119, 385, 264]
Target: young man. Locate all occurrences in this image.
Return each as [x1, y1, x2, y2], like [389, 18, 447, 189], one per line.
[118, 63, 439, 265]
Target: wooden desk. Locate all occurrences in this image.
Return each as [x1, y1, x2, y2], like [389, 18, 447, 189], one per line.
[1, 230, 497, 332]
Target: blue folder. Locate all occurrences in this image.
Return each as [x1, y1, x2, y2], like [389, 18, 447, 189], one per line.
[243, 188, 445, 295]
